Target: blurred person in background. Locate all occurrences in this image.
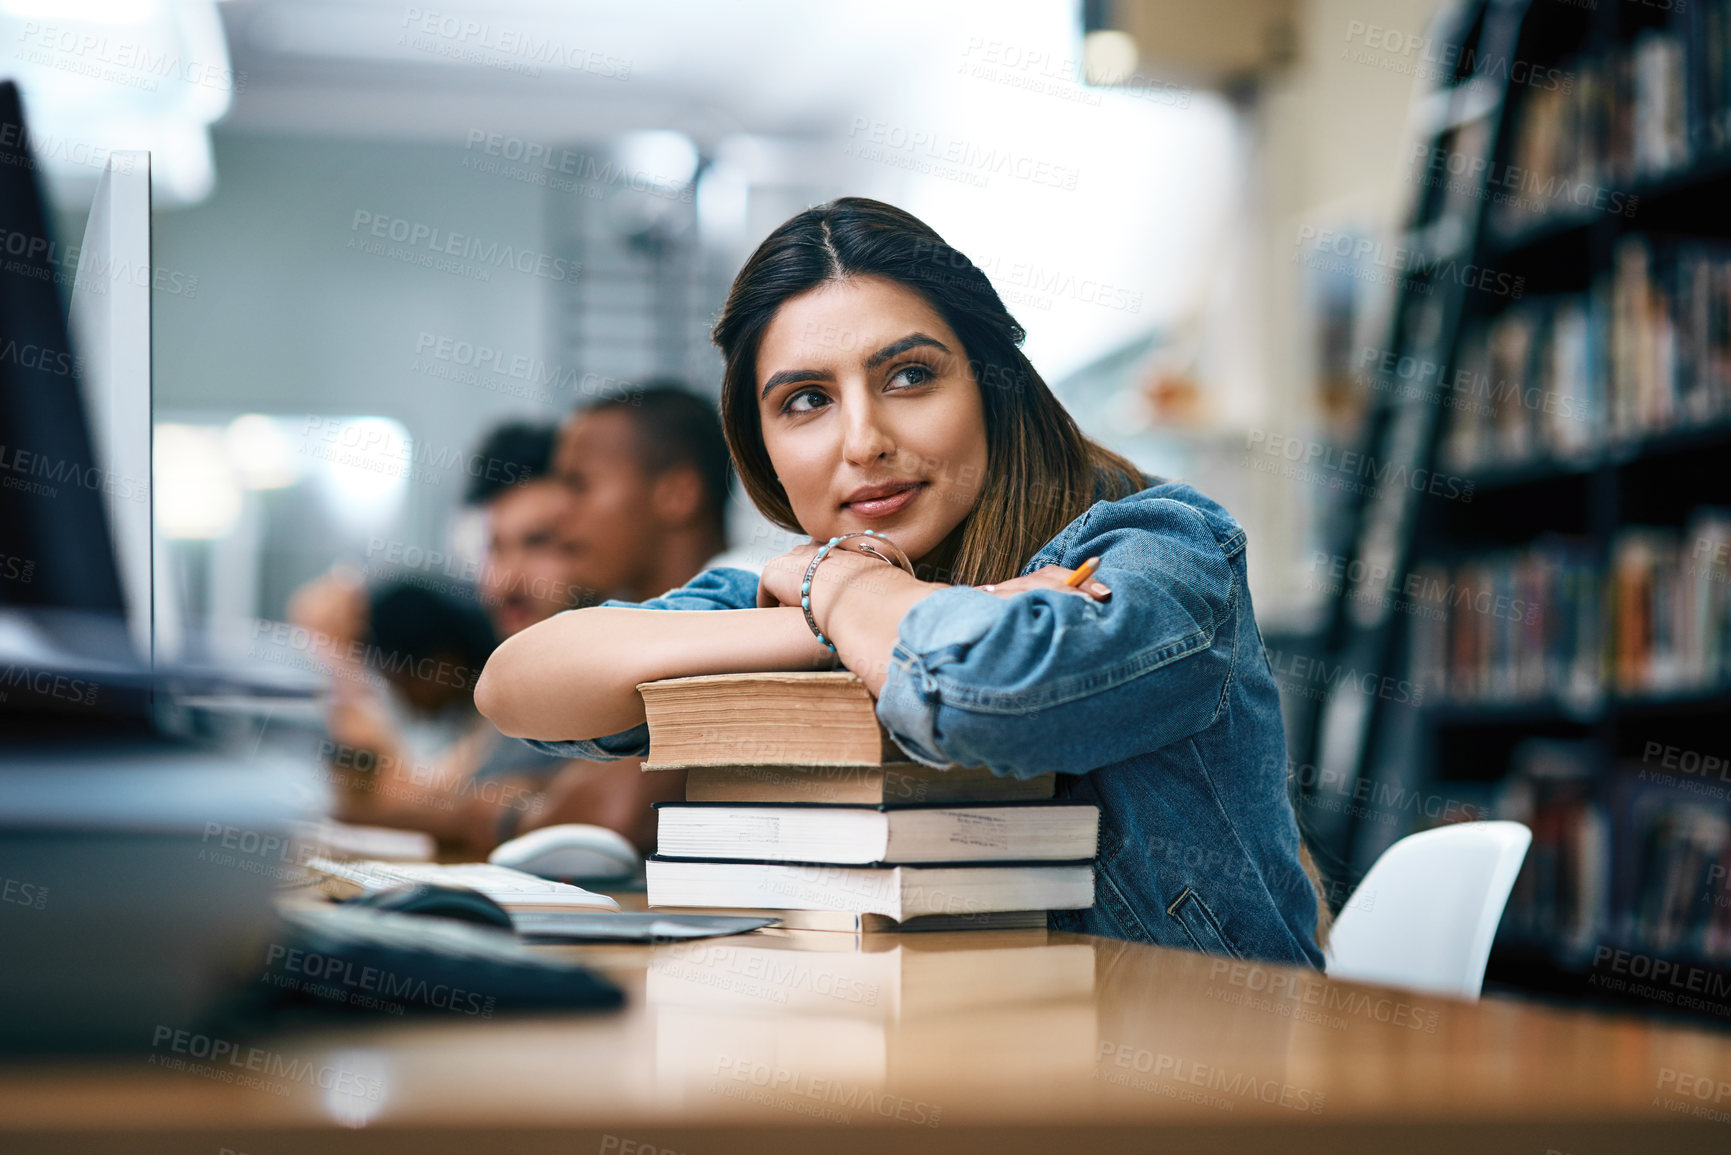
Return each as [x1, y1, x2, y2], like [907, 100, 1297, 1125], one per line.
[553, 382, 759, 598]
[500, 384, 760, 847]
[295, 391, 754, 855]
[291, 422, 573, 852]
[307, 580, 499, 796]
[475, 422, 590, 637]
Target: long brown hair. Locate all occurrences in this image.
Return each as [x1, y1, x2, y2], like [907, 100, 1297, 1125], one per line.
[712, 197, 1145, 585]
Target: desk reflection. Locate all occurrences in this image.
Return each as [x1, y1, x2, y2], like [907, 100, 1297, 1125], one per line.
[4, 925, 1726, 1151]
[643, 928, 1099, 1121]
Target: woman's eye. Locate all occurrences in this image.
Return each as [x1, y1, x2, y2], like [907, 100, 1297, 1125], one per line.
[890, 363, 934, 388]
[783, 388, 829, 414]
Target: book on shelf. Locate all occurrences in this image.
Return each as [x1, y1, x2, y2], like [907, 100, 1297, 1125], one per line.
[1634, 28, 1690, 177]
[644, 858, 1095, 923]
[1610, 512, 1731, 695]
[1496, 741, 1609, 958]
[1442, 290, 1607, 472]
[1485, 739, 1731, 966]
[1604, 760, 1731, 962]
[1407, 510, 1731, 706]
[652, 801, 1099, 865]
[1407, 536, 1602, 706]
[1699, 0, 1731, 153]
[1441, 237, 1731, 474]
[1623, 785, 1731, 959]
[1492, 9, 1731, 243]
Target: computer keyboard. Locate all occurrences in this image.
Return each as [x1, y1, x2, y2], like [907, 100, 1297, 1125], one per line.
[254, 903, 623, 1017]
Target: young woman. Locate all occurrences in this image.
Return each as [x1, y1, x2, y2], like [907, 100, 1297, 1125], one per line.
[477, 197, 1327, 968]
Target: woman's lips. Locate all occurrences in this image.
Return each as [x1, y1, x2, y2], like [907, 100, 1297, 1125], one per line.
[844, 482, 924, 519]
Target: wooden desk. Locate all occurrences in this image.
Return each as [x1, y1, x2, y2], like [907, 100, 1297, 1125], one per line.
[3, 925, 1729, 1154]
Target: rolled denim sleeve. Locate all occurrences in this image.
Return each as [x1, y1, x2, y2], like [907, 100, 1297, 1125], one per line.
[519, 724, 652, 762]
[515, 566, 760, 761]
[876, 497, 1238, 778]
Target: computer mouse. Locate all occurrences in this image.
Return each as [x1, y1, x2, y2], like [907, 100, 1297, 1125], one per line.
[489, 823, 643, 883]
[347, 883, 515, 931]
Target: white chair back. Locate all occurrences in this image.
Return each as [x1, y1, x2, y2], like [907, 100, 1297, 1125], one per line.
[1325, 820, 1532, 1001]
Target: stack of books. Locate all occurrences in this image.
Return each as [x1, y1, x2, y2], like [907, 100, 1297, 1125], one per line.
[637, 672, 1098, 932]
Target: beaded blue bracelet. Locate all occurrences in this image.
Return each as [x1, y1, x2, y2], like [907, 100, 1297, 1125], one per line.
[799, 529, 914, 651]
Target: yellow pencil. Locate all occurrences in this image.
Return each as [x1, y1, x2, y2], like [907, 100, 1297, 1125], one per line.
[1063, 556, 1102, 587]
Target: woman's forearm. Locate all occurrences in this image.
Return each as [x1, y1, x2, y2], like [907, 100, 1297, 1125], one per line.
[475, 605, 838, 741]
[778, 550, 944, 697]
[823, 569, 944, 697]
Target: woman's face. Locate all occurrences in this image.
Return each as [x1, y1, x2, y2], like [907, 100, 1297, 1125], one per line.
[754, 275, 988, 564]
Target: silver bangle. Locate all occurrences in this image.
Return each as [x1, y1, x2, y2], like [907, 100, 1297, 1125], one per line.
[799, 530, 915, 651]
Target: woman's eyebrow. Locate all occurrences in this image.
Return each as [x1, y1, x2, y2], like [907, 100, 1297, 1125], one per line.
[864, 332, 949, 369]
[760, 366, 834, 400]
[758, 333, 950, 400]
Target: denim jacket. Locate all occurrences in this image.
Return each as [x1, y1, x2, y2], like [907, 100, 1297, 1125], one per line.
[522, 479, 1324, 968]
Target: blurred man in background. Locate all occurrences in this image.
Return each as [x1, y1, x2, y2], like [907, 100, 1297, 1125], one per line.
[498, 384, 758, 847]
[297, 385, 751, 855]
[471, 422, 589, 637]
[553, 382, 752, 598]
[295, 421, 576, 851]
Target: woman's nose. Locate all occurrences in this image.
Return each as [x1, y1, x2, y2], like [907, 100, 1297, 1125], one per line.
[840, 400, 896, 465]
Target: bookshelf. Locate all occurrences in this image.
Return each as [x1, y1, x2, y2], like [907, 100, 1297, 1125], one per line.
[1301, 0, 1731, 1016]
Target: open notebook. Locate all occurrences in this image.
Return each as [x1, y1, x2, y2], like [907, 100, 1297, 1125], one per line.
[304, 857, 620, 913]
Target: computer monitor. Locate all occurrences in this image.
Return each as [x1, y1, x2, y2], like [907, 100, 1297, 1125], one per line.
[70, 149, 154, 665]
[0, 80, 128, 623]
[0, 78, 325, 1055]
[0, 82, 314, 718]
[0, 109, 324, 1056]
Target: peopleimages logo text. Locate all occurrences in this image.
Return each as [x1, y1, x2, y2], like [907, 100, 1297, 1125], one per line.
[349, 211, 576, 282]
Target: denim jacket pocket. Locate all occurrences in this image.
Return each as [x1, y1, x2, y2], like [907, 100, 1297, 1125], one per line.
[1092, 859, 1155, 943]
[1165, 886, 1245, 961]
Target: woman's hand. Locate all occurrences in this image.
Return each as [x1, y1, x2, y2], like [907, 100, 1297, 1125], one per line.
[756, 541, 897, 610]
[755, 541, 823, 609]
[979, 562, 1112, 602]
